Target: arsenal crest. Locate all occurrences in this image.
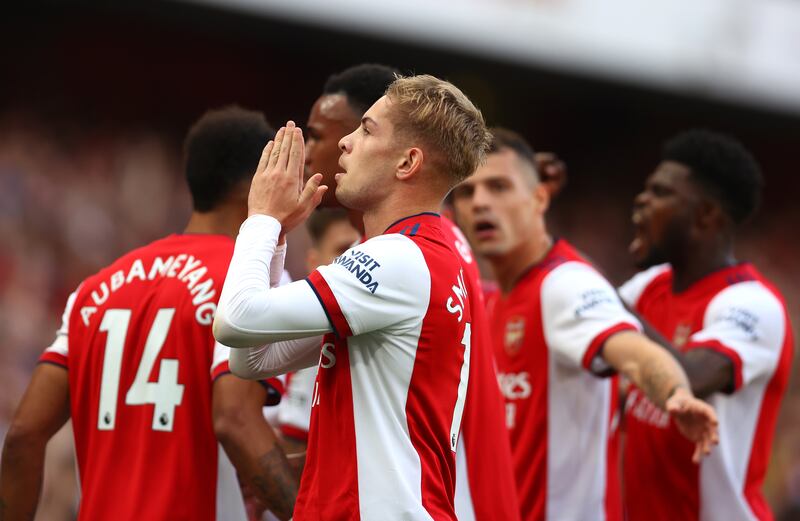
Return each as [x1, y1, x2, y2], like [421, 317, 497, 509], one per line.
[505, 316, 526, 356]
[672, 322, 692, 348]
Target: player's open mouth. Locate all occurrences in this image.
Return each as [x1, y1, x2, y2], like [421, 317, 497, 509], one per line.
[474, 219, 497, 240]
[629, 212, 647, 256]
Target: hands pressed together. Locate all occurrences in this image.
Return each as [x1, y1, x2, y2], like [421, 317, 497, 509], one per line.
[248, 121, 328, 238]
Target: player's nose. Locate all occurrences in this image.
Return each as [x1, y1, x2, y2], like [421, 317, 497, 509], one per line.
[338, 133, 352, 153]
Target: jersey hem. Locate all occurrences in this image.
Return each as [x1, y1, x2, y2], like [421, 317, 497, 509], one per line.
[582, 322, 640, 371]
[306, 272, 353, 338]
[38, 351, 68, 368]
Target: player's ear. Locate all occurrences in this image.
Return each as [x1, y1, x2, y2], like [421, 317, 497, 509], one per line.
[696, 197, 727, 231]
[396, 147, 424, 181]
[534, 182, 550, 215]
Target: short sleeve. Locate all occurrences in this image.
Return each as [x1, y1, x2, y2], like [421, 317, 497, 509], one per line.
[685, 281, 787, 392]
[212, 342, 285, 405]
[39, 287, 81, 368]
[617, 264, 670, 308]
[541, 262, 641, 373]
[305, 234, 431, 338]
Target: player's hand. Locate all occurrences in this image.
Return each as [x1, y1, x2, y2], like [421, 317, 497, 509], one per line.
[666, 387, 719, 463]
[534, 152, 567, 198]
[248, 121, 328, 231]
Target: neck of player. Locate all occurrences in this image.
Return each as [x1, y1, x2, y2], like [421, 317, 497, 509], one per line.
[183, 204, 246, 239]
[361, 195, 442, 239]
[670, 233, 737, 293]
[491, 231, 554, 294]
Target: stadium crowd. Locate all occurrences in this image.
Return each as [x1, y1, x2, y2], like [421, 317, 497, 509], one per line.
[0, 65, 798, 521]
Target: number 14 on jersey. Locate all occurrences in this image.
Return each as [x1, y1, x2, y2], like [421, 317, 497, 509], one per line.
[97, 308, 185, 432]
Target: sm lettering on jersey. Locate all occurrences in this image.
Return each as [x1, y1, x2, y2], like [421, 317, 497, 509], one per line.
[446, 270, 468, 322]
[80, 254, 218, 327]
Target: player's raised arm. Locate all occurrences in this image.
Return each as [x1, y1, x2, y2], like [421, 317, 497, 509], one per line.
[602, 331, 719, 462]
[213, 122, 330, 347]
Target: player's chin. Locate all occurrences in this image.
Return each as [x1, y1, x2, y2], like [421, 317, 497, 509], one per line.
[633, 246, 664, 270]
[474, 241, 505, 259]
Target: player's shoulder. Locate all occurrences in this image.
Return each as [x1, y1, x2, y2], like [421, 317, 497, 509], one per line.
[76, 234, 232, 298]
[323, 232, 430, 297]
[540, 259, 618, 308]
[617, 264, 672, 307]
[708, 274, 786, 319]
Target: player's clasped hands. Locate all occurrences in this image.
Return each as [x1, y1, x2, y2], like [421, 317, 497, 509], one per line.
[666, 387, 720, 463]
[248, 120, 328, 234]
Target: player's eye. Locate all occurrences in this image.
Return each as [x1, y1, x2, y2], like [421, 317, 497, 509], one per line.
[488, 180, 509, 192]
[361, 125, 370, 135]
[451, 185, 473, 199]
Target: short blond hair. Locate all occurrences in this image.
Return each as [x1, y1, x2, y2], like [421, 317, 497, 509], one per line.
[385, 74, 491, 186]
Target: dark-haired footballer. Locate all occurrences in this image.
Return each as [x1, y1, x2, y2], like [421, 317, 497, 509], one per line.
[621, 130, 794, 521]
[305, 63, 400, 210]
[0, 107, 297, 521]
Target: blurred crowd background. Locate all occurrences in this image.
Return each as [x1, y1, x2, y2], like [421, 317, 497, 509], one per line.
[1, 1, 798, 519]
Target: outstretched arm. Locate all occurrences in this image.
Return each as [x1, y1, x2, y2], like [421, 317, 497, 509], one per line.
[632, 312, 735, 399]
[602, 331, 719, 461]
[1, 364, 70, 521]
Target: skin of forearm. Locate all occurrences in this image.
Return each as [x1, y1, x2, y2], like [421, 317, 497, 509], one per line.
[277, 436, 307, 481]
[605, 331, 690, 409]
[0, 436, 47, 521]
[213, 377, 298, 520]
[217, 427, 298, 521]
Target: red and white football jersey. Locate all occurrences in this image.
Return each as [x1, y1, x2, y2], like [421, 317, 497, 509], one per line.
[487, 239, 639, 521]
[440, 217, 521, 521]
[619, 263, 793, 521]
[40, 234, 282, 521]
[276, 218, 519, 520]
[296, 213, 471, 520]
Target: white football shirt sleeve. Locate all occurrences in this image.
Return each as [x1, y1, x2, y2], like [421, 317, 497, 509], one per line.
[214, 215, 332, 347]
[617, 264, 670, 308]
[270, 242, 288, 288]
[541, 262, 641, 373]
[40, 286, 81, 367]
[306, 233, 429, 338]
[685, 281, 786, 391]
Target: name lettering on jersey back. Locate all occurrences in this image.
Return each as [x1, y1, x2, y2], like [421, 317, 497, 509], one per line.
[446, 270, 468, 322]
[81, 254, 218, 327]
[332, 250, 381, 294]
